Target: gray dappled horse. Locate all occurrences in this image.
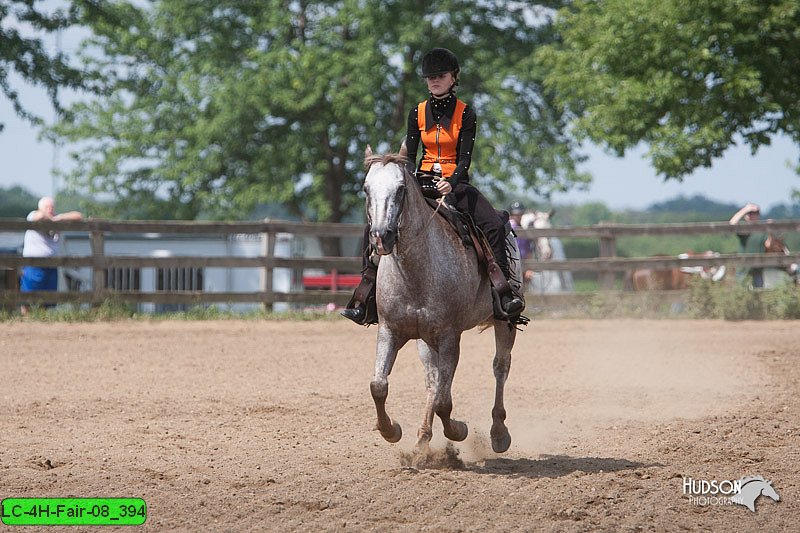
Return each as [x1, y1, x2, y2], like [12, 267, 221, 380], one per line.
[363, 146, 521, 454]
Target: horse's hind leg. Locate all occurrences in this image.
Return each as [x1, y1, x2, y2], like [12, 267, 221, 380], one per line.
[490, 321, 516, 453]
[416, 338, 468, 450]
[371, 326, 406, 443]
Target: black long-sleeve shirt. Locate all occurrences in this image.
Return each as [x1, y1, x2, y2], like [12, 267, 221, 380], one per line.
[405, 94, 477, 188]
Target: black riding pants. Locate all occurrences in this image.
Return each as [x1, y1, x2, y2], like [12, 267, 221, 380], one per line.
[450, 182, 509, 276]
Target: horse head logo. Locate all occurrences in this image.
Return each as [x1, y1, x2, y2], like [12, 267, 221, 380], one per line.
[730, 476, 780, 512]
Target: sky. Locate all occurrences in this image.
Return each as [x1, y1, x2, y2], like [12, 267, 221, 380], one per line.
[2, 12, 799, 213]
[555, 135, 799, 211]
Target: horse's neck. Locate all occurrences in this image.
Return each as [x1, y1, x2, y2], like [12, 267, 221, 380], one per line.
[395, 179, 449, 261]
[536, 236, 552, 259]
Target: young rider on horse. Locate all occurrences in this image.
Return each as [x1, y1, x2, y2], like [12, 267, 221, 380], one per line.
[341, 47, 525, 325]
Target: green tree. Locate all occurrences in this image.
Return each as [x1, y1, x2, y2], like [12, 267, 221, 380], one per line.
[0, 185, 38, 217]
[0, 0, 88, 131]
[570, 201, 613, 226]
[50, 0, 589, 226]
[537, 0, 800, 179]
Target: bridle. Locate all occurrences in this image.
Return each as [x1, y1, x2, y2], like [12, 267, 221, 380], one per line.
[365, 164, 445, 251]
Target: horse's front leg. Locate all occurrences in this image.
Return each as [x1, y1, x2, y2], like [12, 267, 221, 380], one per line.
[490, 320, 516, 453]
[371, 326, 406, 443]
[416, 337, 468, 451]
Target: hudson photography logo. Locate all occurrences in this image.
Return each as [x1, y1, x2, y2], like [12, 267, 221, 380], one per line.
[682, 475, 780, 512]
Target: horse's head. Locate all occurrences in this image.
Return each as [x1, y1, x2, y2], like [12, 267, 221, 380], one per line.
[363, 145, 407, 255]
[521, 209, 554, 261]
[761, 482, 780, 502]
[765, 232, 798, 280]
[765, 232, 789, 255]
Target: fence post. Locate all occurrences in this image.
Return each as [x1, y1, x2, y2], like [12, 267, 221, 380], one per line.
[598, 234, 617, 290]
[260, 226, 276, 312]
[90, 227, 106, 305]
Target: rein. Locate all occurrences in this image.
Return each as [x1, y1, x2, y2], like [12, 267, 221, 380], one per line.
[402, 171, 447, 241]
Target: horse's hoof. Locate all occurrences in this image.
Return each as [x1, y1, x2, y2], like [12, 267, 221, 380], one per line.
[414, 439, 431, 455]
[381, 420, 402, 443]
[491, 426, 511, 453]
[444, 420, 468, 442]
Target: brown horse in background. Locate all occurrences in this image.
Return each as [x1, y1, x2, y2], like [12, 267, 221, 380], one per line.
[629, 234, 798, 290]
[627, 251, 727, 291]
[764, 233, 799, 283]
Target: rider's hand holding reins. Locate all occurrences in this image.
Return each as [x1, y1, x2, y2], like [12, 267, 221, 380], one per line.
[436, 178, 452, 195]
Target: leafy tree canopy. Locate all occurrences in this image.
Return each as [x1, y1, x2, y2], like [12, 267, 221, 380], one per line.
[50, 0, 589, 222]
[0, 0, 92, 131]
[537, 0, 800, 179]
[647, 194, 738, 216]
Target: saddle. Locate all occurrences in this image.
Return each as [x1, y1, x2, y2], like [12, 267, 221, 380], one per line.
[423, 195, 511, 255]
[421, 190, 526, 326]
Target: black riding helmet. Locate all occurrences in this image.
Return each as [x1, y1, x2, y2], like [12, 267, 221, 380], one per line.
[510, 201, 525, 215]
[421, 48, 460, 78]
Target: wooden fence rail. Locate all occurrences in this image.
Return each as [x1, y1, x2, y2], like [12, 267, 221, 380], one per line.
[1, 218, 798, 307]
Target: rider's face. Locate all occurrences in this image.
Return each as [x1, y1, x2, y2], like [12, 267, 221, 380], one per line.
[425, 72, 454, 97]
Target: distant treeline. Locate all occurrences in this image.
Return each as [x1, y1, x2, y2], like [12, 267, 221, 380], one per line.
[539, 194, 800, 227]
[520, 194, 800, 263]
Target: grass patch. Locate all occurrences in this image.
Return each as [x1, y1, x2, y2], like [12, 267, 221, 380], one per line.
[687, 278, 800, 320]
[4, 283, 799, 322]
[0, 302, 346, 323]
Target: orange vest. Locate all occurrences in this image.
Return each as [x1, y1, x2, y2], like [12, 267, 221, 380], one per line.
[417, 98, 467, 178]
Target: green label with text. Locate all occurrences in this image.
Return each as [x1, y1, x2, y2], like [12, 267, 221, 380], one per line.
[1, 498, 146, 526]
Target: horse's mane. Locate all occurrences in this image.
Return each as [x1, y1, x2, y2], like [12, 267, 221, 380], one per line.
[364, 152, 408, 170]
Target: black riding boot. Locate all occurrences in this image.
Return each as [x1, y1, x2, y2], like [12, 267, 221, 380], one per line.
[341, 263, 378, 325]
[492, 234, 525, 316]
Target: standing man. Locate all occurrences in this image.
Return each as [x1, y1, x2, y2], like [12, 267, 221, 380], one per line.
[729, 202, 766, 288]
[508, 201, 534, 284]
[20, 197, 83, 313]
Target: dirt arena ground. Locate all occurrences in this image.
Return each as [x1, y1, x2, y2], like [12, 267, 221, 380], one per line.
[1, 319, 798, 532]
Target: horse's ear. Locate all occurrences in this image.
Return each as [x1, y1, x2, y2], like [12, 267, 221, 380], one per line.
[364, 145, 374, 169]
[548, 208, 556, 219]
[399, 140, 408, 158]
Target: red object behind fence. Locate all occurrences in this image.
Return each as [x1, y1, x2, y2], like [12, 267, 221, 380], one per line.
[302, 270, 361, 291]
